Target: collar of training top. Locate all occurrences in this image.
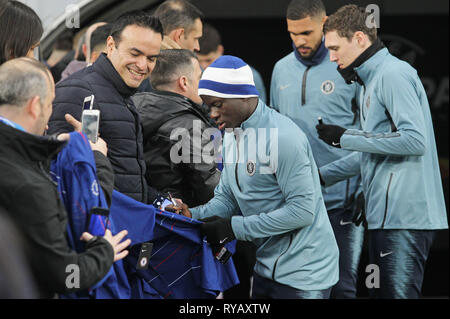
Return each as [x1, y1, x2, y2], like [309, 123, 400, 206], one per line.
[293, 37, 328, 67]
[93, 53, 138, 97]
[337, 38, 385, 86]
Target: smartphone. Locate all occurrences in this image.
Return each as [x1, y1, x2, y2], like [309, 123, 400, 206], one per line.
[81, 109, 100, 143]
[152, 195, 173, 211]
[83, 95, 95, 111]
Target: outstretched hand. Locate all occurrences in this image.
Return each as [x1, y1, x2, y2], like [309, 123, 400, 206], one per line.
[81, 229, 131, 262]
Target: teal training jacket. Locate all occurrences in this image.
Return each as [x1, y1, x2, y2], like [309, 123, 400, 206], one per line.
[320, 48, 448, 230]
[191, 100, 339, 290]
[270, 51, 361, 211]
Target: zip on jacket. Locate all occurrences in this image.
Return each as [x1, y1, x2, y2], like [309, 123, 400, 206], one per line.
[234, 133, 242, 192]
[381, 172, 394, 229]
[272, 233, 294, 281]
[301, 66, 312, 105]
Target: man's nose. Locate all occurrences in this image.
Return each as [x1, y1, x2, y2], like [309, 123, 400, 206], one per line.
[136, 55, 147, 70]
[329, 51, 337, 62]
[210, 108, 219, 119]
[294, 36, 306, 48]
[194, 39, 200, 52]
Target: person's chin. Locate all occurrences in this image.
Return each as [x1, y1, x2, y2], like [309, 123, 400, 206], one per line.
[125, 70, 148, 87]
[123, 77, 142, 88]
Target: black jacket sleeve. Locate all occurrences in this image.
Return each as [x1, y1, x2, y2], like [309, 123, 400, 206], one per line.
[13, 182, 114, 297]
[93, 151, 115, 207]
[185, 122, 221, 205]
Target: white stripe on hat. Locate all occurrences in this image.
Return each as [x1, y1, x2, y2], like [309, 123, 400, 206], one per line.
[197, 88, 259, 99]
[201, 64, 255, 86]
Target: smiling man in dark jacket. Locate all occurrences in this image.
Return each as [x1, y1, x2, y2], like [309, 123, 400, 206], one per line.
[133, 49, 220, 207]
[47, 11, 163, 203]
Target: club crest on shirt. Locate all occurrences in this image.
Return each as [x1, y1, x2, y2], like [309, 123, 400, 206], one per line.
[91, 180, 99, 196]
[246, 160, 256, 176]
[140, 257, 147, 267]
[320, 80, 335, 94]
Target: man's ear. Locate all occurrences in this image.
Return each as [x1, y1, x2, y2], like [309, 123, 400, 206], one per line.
[354, 31, 367, 47]
[82, 43, 87, 59]
[26, 96, 41, 120]
[170, 28, 185, 43]
[106, 36, 116, 56]
[178, 76, 188, 92]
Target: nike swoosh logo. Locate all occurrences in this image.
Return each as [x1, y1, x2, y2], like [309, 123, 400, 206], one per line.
[219, 237, 228, 244]
[340, 220, 353, 226]
[332, 142, 340, 146]
[279, 84, 291, 90]
[380, 251, 393, 258]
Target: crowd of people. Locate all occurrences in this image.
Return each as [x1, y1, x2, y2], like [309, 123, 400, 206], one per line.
[0, 0, 447, 299]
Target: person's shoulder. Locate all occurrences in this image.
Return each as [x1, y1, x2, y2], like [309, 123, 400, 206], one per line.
[55, 65, 95, 89]
[273, 52, 296, 70]
[378, 53, 419, 87]
[132, 91, 160, 109]
[265, 105, 306, 138]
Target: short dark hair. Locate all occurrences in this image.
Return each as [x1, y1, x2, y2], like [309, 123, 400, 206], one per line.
[90, 24, 112, 52]
[154, 0, 203, 35]
[110, 10, 163, 46]
[198, 23, 222, 55]
[53, 30, 74, 51]
[150, 49, 198, 89]
[0, 0, 43, 65]
[323, 4, 377, 43]
[286, 0, 326, 20]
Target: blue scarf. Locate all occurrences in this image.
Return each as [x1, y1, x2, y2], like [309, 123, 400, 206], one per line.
[293, 38, 328, 67]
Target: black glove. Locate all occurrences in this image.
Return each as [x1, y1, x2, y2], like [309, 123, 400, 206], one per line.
[351, 192, 367, 228]
[316, 123, 346, 148]
[199, 216, 235, 246]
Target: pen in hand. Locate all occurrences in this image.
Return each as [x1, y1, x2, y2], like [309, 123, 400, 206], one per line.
[168, 192, 177, 207]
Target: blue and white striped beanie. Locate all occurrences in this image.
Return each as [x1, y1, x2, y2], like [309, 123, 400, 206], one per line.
[198, 55, 259, 98]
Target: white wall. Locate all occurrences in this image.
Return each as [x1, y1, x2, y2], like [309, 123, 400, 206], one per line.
[18, 0, 83, 31]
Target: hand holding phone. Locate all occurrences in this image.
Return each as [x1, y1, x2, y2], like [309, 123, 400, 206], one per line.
[89, 137, 108, 156]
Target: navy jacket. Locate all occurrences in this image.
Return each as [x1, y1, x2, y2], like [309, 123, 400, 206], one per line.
[48, 53, 151, 203]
